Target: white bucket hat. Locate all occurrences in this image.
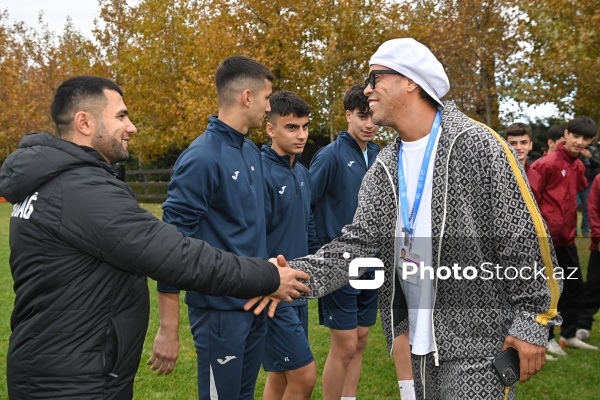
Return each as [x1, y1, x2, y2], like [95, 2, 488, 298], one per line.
[369, 38, 450, 106]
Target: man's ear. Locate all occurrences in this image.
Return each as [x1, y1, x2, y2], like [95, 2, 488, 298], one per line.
[406, 78, 418, 93]
[73, 111, 94, 137]
[345, 110, 352, 123]
[242, 89, 252, 108]
[266, 122, 275, 139]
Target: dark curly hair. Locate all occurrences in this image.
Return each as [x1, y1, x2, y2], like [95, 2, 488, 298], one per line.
[343, 83, 369, 113]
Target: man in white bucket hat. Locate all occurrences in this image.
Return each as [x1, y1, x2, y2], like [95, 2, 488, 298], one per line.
[361, 37, 561, 399]
[248, 38, 563, 400]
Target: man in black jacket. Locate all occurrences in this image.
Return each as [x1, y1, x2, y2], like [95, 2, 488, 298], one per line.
[0, 76, 310, 400]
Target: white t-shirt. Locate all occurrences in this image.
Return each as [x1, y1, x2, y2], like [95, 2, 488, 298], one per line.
[395, 129, 440, 355]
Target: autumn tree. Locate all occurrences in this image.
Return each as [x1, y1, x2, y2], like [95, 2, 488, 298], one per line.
[0, 10, 106, 163]
[304, 0, 407, 144]
[387, 0, 530, 130]
[0, 13, 30, 160]
[3, 0, 598, 166]
[93, 0, 249, 164]
[94, 0, 408, 163]
[220, 0, 406, 154]
[514, 0, 600, 123]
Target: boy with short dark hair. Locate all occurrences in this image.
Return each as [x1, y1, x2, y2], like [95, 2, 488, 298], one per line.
[261, 91, 320, 399]
[546, 124, 566, 155]
[506, 122, 540, 201]
[155, 56, 283, 399]
[506, 122, 533, 168]
[531, 116, 599, 353]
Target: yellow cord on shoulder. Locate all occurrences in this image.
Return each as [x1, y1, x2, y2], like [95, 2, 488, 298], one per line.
[470, 119, 560, 325]
[504, 385, 510, 400]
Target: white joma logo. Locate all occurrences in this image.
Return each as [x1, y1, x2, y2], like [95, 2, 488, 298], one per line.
[232, 171, 240, 180]
[217, 355, 237, 365]
[279, 186, 287, 194]
[347, 161, 355, 167]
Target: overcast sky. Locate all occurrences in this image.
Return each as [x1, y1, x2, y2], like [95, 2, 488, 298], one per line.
[3, 0, 100, 36]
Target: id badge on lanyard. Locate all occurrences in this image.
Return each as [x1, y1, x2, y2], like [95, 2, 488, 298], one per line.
[399, 231, 423, 286]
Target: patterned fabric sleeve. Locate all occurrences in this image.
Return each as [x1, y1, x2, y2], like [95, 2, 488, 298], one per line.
[290, 160, 387, 298]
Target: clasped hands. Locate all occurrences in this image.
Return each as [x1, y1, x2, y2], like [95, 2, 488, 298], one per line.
[243, 255, 310, 317]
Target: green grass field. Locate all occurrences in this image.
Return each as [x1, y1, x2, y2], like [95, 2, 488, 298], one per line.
[1, 202, 599, 399]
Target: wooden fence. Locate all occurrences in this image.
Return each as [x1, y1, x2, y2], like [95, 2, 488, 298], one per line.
[126, 168, 172, 202]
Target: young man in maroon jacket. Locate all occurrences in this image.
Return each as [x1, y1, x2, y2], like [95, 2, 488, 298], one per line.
[531, 116, 599, 354]
[578, 176, 600, 342]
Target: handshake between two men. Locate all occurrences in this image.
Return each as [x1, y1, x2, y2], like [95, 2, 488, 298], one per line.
[248, 255, 309, 317]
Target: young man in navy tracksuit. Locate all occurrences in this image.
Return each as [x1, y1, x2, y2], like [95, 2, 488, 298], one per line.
[261, 91, 321, 399]
[153, 56, 276, 399]
[309, 83, 380, 400]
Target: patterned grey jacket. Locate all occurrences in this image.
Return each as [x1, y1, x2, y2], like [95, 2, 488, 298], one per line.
[292, 101, 562, 361]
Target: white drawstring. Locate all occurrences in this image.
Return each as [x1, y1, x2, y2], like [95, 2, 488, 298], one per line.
[421, 355, 427, 399]
[378, 157, 399, 357]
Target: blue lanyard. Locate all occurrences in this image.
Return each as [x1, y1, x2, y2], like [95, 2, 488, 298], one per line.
[397, 111, 441, 237]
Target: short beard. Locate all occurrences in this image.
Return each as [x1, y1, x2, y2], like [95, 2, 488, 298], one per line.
[92, 120, 128, 164]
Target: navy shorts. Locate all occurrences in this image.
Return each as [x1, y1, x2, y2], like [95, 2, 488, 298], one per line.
[263, 303, 314, 372]
[188, 307, 267, 400]
[318, 270, 378, 330]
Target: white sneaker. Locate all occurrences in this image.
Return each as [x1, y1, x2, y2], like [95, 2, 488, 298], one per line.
[560, 336, 598, 350]
[545, 352, 557, 361]
[546, 338, 568, 356]
[576, 329, 591, 342]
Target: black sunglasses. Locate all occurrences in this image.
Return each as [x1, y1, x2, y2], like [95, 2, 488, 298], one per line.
[365, 70, 403, 89]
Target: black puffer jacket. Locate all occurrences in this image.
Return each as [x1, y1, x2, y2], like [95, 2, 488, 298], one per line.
[0, 132, 280, 399]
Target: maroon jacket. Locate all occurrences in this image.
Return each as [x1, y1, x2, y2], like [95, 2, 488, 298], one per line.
[530, 142, 587, 247]
[588, 176, 600, 251]
[524, 160, 541, 203]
